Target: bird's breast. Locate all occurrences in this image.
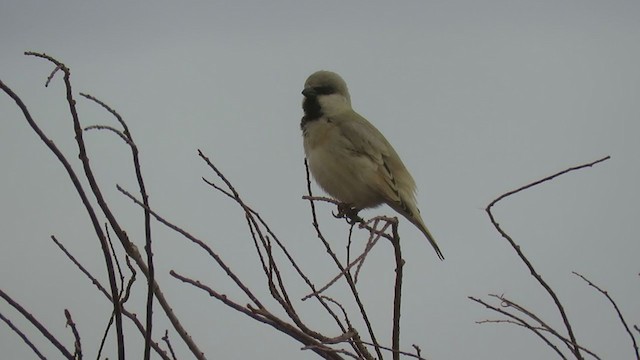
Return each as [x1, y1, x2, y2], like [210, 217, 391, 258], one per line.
[302, 117, 337, 153]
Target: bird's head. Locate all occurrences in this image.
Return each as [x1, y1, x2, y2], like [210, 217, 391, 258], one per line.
[302, 70, 352, 118]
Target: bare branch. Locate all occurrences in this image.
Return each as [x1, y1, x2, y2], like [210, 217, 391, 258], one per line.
[200, 152, 348, 337]
[302, 224, 384, 301]
[490, 295, 601, 359]
[80, 91, 156, 360]
[117, 185, 263, 309]
[484, 156, 610, 359]
[171, 271, 346, 360]
[2, 60, 125, 359]
[50, 236, 172, 360]
[162, 330, 178, 360]
[470, 296, 568, 359]
[3, 52, 452, 360]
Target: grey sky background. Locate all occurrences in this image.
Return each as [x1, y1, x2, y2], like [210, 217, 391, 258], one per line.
[1, 1, 639, 359]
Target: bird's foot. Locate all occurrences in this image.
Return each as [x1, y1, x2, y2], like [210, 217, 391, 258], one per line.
[333, 203, 364, 225]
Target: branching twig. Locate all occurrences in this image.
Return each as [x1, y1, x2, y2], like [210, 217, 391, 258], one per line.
[200, 153, 342, 311]
[3, 53, 125, 359]
[483, 155, 610, 359]
[171, 271, 347, 360]
[162, 330, 178, 360]
[302, 223, 385, 301]
[117, 185, 263, 310]
[492, 294, 601, 359]
[80, 92, 155, 360]
[470, 295, 568, 359]
[50, 236, 171, 360]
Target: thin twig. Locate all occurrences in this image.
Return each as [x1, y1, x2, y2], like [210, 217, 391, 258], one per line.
[573, 272, 639, 360]
[50, 236, 171, 360]
[97, 314, 114, 360]
[302, 228, 383, 301]
[355, 218, 394, 282]
[45, 64, 62, 87]
[171, 271, 346, 360]
[104, 224, 125, 295]
[117, 185, 263, 310]
[491, 295, 601, 359]
[470, 296, 568, 359]
[202, 174, 349, 333]
[121, 257, 137, 304]
[0, 311, 47, 360]
[412, 344, 422, 359]
[0, 288, 73, 359]
[84, 125, 132, 145]
[64, 309, 82, 359]
[162, 330, 178, 360]
[358, 340, 428, 360]
[389, 220, 404, 360]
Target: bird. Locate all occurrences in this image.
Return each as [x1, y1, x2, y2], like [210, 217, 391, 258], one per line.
[300, 70, 444, 260]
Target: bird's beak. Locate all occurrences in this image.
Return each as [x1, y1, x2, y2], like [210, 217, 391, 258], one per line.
[301, 87, 316, 98]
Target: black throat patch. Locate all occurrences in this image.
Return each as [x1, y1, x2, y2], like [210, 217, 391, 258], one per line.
[300, 96, 323, 129]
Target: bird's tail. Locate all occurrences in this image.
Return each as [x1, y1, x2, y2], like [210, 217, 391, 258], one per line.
[411, 214, 444, 260]
[393, 202, 444, 260]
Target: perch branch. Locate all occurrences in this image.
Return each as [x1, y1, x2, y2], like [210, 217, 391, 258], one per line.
[304, 159, 382, 360]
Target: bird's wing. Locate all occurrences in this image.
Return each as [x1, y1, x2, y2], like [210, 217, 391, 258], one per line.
[333, 111, 413, 204]
[333, 111, 443, 259]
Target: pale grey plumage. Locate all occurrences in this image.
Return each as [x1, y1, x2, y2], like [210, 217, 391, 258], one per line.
[301, 70, 444, 260]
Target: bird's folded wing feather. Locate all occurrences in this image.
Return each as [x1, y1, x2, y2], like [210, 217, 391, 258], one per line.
[333, 111, 406, 204]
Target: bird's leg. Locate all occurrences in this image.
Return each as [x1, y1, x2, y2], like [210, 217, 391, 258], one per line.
[333, 203, 364, 225]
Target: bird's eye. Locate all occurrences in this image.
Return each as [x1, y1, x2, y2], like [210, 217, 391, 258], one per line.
[315, 86, 335, 95]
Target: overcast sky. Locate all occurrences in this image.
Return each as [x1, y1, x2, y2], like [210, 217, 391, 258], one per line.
[1, 1, 639, 359]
